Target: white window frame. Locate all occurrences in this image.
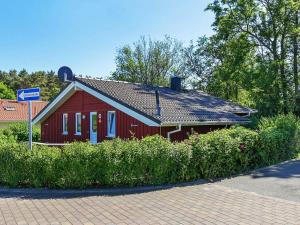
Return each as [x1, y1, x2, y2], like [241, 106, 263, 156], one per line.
[75, 113, 82, 135]
[62, 113, 68, 135]
[107, 111, 116, 138]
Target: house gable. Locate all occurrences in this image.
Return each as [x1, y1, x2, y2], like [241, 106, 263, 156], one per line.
[33, 81, 160, 127]
[41, 91, 160, 143]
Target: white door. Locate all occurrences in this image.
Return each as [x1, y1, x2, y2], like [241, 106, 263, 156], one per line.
[90, 112, 97, 144]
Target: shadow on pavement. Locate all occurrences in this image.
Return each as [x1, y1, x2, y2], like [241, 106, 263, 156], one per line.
[251, 159, 300, 179]
[0, 179, 207, 200]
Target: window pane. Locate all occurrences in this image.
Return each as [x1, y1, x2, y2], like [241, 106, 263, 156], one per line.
[107, 112, 116, 137]
[92, 114, 97, 133]
[63, 114, 68, 133]
[110, 113, 114, 133]
[76, 114, 81, 133]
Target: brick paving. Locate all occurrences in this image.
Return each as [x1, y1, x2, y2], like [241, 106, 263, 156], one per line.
[0, 183, 300, 225]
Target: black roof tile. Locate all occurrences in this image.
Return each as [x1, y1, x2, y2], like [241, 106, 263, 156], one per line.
[76, 77, 254, 125]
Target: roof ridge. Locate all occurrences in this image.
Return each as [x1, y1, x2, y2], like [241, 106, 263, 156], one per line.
[77, 77, 168, 88]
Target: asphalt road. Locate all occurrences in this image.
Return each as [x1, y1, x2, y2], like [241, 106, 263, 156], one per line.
[217, 159, 300, 203]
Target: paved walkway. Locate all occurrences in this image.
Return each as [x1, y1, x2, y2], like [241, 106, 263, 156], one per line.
[217, 159, 300, 202]
[1, 181, 300, 225]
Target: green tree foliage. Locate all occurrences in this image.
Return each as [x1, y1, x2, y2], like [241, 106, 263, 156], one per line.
[0, 69, 62, 101]
[183, 0, 300, 116]
[182, 37, 217, 91]
[0, 82, 15, 99]
[110, 36, 185, 86]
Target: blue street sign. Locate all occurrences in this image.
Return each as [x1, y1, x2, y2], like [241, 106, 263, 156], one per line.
[17, 88, 40, 102]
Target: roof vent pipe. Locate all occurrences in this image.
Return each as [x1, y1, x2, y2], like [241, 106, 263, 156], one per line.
[170, 76, 182, 91]
[155, 90, 161, 116]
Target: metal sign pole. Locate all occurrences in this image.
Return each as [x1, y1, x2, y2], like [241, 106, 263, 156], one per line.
[28, 101, 32, 150]
[17, 87, 40, 150]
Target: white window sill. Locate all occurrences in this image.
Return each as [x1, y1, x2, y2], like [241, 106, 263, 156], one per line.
[62, 132, 68, 135]
[106, 135, 116, 138]
[75, 133, 82, 136]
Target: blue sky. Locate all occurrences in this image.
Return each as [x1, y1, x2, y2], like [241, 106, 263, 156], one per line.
[0, 0, 214, 78]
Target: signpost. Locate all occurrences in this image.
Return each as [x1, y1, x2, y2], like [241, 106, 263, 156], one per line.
[17, 88, 40, 150]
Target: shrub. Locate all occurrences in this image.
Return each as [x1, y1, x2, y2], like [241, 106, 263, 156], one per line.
[0, 142, 29, 186]
[51, 142, 94, 188]
[0, 136, 193, 188]
[257, 114, 300, 165]
[2, 122, 41, 142]
[0, 114, 299, 188]
[90, 136, 192, 186]
[0, 129, 16, 145]
[187, 126, 259, 179]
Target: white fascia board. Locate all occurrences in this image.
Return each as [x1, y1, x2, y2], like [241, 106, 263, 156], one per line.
[32, 82, 76, 124]
[75, 81, 159, 127]
[161, 120, 249, 127]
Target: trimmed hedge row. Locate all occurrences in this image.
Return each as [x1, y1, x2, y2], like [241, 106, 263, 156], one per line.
[0, 114, 299, 188]
[1, 122, 41, 142]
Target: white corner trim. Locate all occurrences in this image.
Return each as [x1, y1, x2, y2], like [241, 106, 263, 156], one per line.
[32, 83, 75, 124]
[75, 81, 159, 126]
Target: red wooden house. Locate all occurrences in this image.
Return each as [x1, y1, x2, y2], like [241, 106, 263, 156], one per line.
[33, 77, 256, 143]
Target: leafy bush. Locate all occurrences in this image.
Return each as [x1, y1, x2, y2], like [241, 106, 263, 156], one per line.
[257, 114, 300, 165]
[187, 126, 259, 179]
[0, 136, 193, 188]
[90, 136, 192, 186]
[0, 130, 16, 145]
[0, 114, 299, 188]
[2, 122, 41, 142]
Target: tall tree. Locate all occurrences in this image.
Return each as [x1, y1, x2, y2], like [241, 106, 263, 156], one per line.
[205, 0, 300, 114]
[111, 36, 185, 86]
[182, 37, 217, 91]
[0, 69, 62, 101]
[293, 7, 299, 94]
[0, 82, 15, 99]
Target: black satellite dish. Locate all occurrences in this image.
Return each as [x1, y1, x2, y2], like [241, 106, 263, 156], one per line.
[58, 66, 74, 82]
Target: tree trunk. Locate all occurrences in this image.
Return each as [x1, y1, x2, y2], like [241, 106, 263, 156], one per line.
[280, 37, 288, 114]
[293, 11, 299, 94]
[234, 81, 238, 100]
[226, 81, 230, 99]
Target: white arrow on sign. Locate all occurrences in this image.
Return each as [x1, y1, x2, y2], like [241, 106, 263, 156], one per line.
[18, 91, 25, 100]
[18, 91, 39, 100]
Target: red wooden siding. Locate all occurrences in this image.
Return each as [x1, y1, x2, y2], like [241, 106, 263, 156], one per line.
[41, 91, 159, 143]
[160, 125, 225, 142]
[41, 91, 226, 143]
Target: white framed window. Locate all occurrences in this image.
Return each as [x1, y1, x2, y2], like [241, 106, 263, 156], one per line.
[75, 113, 82, 135]
[62, 113, 68, 135]
[107, 111, 116, 137]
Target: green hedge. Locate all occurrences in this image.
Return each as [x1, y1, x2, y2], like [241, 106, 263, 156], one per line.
[0, 114, 299, 188]
[0, 136, 193, 188]
[187, 126, 259, 179]
[1, 122, 40, 142]
[257, 114, 300, 165]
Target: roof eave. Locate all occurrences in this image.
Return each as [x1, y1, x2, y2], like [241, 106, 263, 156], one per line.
[160, 120, 250, 127]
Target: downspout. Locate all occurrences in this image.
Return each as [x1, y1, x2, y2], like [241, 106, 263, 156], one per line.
[167, 124, 182, 141]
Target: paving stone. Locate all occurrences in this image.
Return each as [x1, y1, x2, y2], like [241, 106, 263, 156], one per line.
[0, 184, 300, 225]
